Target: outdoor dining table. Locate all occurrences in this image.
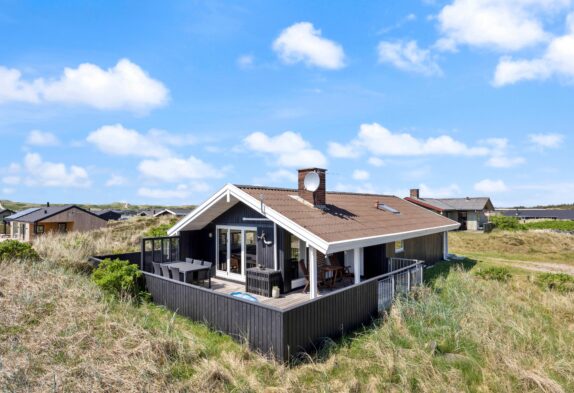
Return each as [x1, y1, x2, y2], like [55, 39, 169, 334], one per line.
[165, 261, 211, 288]
[320, 265, 344, 288]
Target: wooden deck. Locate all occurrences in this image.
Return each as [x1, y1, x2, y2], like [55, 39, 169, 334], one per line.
[210, 276, 355, 309]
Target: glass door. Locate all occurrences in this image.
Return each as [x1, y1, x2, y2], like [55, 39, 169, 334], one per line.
[245, 230, 257, 269]
[217, 228, 228, 274]
[229, 229, 243, 277]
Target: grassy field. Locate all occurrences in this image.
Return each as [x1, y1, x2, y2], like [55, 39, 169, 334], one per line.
[1, 226, 574, 392]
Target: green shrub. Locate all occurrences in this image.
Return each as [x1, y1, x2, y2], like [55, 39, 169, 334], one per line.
[0, 240, 40, 262]
[474, 266, 512, 282]
[144, 223, 172, 237]
[92, 258, 145, 299]
[489, 216, 525, 231]
[535, 273, 574, 293]
[523, 220, 574, 232]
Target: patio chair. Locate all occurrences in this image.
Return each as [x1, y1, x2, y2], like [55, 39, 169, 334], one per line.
[192, 259, 202, 265]
[171, 267, 181, 282]
[185, 258, 194, 264]
[161, 264, 171, 279]
[195, 262, 212, 288]
[152, 262, 162, 276]
[299, 259, 310, 293]
[331, 254, 354, 284]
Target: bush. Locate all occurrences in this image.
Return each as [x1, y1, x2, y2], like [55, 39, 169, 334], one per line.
[489, 216, 525, 231]
[145, 223, 172, 237]
[523, 220, 574, 232]
[474, 266, 512, 282]
[92, 258, 145, 300]
[535, 273, 574, 293]
[0, 240, 40, 262]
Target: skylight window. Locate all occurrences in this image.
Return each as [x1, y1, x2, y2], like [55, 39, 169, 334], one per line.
[377, 203, 400, 215]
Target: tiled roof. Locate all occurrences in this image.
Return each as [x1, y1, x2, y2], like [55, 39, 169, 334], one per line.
[237, 186, 457, 243]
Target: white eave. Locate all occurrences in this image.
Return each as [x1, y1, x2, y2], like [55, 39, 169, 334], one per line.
[168, 183, 461, 255]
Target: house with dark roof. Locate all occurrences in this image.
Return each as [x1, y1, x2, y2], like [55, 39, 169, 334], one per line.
[6, 204, 107, 241]
[405, 189, 494, 231]
[137, 168, 460, 360]
[95, 209, 123, 221]
[1, 207, 15, 236]
[496, 208, 574, 221]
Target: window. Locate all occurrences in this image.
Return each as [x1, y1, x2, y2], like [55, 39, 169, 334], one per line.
[36, 225, 45, 234]
[395, 240, 404, 253]
[377, 203, 400, 214]
[58, 223, 67, 233]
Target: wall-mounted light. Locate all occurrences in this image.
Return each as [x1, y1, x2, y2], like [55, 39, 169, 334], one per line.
[208, 232, 213, 238]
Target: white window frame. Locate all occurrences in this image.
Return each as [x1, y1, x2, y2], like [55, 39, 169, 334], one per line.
[215, 225, 257, 282]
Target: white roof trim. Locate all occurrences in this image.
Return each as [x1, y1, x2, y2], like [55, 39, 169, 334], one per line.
[168, 184, 461, 255]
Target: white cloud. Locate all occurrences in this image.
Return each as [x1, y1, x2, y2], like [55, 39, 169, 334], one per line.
[494, 15, 574, 86]
[482, 137, 525, 168]
[474, 178, 509, 193]
[327, 141, 361, 158]
[243, 131, 327, 168]
[336, 123, 489, 157]
[528, 133, 565, 148]
[266, 169, 298, 183]
[105, 174, 128, 187]
[26, 130, 59, 146]
[377, 40, 442, 76]
[138, 156, 223, 182]
[1, 187, 15, 195]
[435, 0, 568, 52]
[9, 153, 90, 188]
[138, 183, 209, 200]
[2, 176, 20, 185]
[352, 170, 370, 181]
[0, 59, 168, 112]
[368, 157, 385, 167]
[237, 55, 254, 69]
[419, 183, 462, 198]
[272, 22, 345, 69]
[87, 124, 175, 158]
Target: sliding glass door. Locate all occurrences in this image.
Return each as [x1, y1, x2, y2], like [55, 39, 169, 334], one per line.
[215, 226, 257, 281]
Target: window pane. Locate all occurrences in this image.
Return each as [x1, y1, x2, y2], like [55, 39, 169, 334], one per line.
[230, 229, 242, 275]
[218, 228, 228, 272]
[245, 230, 257, 269]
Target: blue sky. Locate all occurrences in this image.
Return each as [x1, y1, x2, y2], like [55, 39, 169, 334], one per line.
[1, 0, 573, 207]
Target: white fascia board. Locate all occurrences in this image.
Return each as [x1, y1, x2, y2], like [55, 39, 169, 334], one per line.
[325, 223, 460, 254]
[167, 185, 233, 236]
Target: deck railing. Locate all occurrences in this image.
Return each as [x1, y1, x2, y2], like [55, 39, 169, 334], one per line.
[141, 235, 181, 272]
[388, 257, 423, 273]
[138, 259, 424, 362]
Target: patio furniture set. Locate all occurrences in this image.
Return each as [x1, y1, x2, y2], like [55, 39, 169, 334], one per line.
[152, 259, 213, 288]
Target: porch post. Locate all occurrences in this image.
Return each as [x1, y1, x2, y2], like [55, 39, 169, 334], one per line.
[309, 246, 318, 299]
[443, 231, 449, 260]
[353, 247, 361, 284]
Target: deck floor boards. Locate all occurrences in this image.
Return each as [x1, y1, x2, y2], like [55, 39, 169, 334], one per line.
[208, 277, 355, 309]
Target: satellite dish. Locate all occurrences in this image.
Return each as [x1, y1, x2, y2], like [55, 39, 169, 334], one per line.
[303, 171, 320, 192]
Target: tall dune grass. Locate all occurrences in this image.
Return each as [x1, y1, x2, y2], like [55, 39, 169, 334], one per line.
[2, 256, 573, 392]
[32, 216, 173, 271]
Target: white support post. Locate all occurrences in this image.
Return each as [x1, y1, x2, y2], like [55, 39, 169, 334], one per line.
[353, 247, 361, 284]
[273, 223, 278, 271]
[391, 275, 395, 299]
[443, 231, 449, 260]
[309, 246, 317, 299]
[407, 269, 411, 292]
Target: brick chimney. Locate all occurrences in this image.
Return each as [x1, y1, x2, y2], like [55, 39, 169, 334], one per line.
[410, 188, 420, 199]
[298, 168, 327, 207]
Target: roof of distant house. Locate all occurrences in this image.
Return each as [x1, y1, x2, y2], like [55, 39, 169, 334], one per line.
[6, 205, 104, 223]
[153, 208, 192, 217]
[405, 196, 494, 213]
[497, 209, 574, 220]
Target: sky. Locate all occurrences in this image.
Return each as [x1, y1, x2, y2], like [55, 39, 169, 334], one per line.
[1, 0, 573, 208]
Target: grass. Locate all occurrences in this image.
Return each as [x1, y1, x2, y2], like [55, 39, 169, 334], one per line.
[1, 227, 574, 391]
[523, 220, 574, 232]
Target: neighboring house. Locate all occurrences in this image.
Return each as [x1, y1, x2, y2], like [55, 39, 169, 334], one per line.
[6, 204, 107, 242]
[1, 208, 15, 235]
[405, 189, 494, 231]
[496, 208, 574, 221]
[95, 209, 123, 221]
[153, 208, 192, 218]
[137, 210, 157, 217]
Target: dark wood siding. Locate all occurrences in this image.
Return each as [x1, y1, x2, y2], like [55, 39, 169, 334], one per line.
[404, 232, 444, 263]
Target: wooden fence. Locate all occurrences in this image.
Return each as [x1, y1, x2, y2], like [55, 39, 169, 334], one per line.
[142, 261, 424, 362]
[88, 252, 141, 268]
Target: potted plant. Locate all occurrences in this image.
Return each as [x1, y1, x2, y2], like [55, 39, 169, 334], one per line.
[272, 285, 280, 298]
